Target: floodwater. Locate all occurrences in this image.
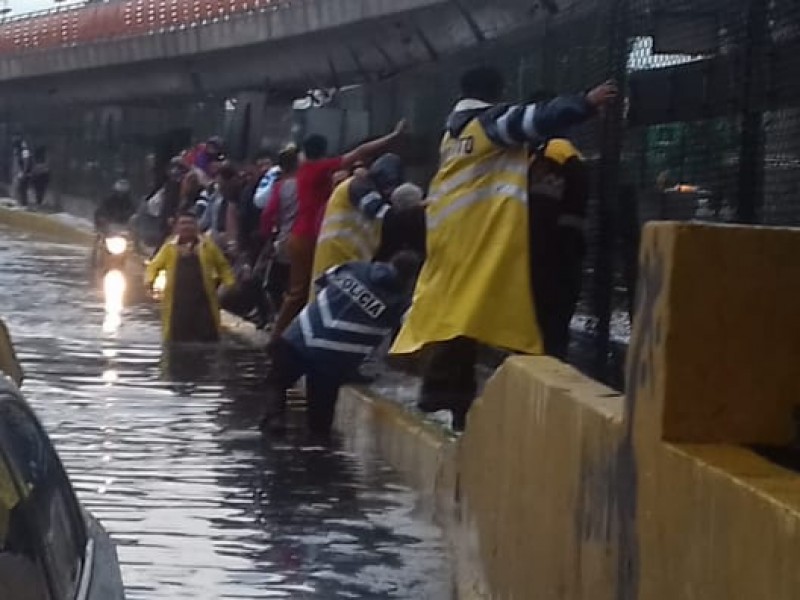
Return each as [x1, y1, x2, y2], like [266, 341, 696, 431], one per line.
[0, 225, 452, 599]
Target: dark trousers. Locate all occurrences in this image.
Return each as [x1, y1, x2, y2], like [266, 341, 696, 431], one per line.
[221, 277, 271, 324]
[31, 174, 49, 206]
[272, 235, 316, 339]
[265, 338, 342, 434]
[531, 227, 585, 360]
[264, 261, 290, 315]
[16, 176, 29, 207]
[420, 336, 478, 398]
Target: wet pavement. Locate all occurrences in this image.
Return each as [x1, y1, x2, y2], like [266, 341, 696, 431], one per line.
[0, 225, 452, 599]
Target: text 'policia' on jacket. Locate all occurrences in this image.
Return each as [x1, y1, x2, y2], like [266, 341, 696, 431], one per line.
[392, 94, 595, 356]
[284, 262, 409, 377]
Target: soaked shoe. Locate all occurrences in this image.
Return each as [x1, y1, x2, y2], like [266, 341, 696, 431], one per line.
[259, 388, 287, 435]
[450, 395, 475, 433]
[305, 429, 334, 446]
[343, 370, 377, 385]
[418, 392, 474, 432]
[417, 391, 464, 414]
[259, 410, 287, 436]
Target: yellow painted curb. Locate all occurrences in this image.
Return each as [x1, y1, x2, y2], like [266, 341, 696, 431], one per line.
[0, 206, 94, 246]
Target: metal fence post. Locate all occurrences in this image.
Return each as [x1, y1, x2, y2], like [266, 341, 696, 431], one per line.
[591, 0, 630, 381]
[736, 0, 769, 224]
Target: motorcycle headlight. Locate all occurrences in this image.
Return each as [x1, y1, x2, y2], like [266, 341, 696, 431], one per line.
[105, 236, 128, 255]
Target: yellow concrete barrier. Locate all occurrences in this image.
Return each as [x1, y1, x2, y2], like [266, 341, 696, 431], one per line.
[458, 357, 623, 600]
[341, 222, 800, 600]
[0, 206, 94, 246]
[454, 222, 800, 600]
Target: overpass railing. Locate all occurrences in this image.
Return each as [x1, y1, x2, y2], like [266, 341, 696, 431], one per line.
[0, 0, 296, 53]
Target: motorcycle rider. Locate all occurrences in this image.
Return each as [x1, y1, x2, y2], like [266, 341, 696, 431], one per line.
[94, 179, 137, 232]
[92, 179, 137, 269]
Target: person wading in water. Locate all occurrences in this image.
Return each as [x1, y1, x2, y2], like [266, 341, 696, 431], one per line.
[146, 211, 236, 344]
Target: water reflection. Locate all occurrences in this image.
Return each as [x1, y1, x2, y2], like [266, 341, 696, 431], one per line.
[102, 270, 126, 334]
[0, 227, 452, 599]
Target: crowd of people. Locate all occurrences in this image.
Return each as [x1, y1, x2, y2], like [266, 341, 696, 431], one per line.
[110, 66, 616, 437]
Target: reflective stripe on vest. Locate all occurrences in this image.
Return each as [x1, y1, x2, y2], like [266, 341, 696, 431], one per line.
[426, 125, 528, 232]
[317, 180, 382, 261]
[427, 182, 527, 230]
[317, 228, 375, 261]
[428, 159, 528, 203]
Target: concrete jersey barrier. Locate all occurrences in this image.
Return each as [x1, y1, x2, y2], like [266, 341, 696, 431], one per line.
[342, 222, 800, 600]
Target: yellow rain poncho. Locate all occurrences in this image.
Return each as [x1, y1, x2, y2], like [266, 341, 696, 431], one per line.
[145, 236, 235, 342]
[310, 178, 383, 299]
[391, 116, 543, 356]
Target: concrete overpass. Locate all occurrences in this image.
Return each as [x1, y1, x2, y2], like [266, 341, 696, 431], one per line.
[0, 0, 565, 106]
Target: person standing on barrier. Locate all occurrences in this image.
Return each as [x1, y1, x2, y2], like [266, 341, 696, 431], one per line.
[268, 121, 406, 345]
[391, 66, 616, 431]
[528, 137, 590, 360]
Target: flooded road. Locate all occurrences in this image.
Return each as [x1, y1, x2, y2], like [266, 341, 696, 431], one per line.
[0, 225, 452, 599]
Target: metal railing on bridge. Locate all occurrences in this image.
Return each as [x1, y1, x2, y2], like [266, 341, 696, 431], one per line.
[0, 0, 295, 53]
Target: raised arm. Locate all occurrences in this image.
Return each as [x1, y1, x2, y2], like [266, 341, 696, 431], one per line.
[341, 120, 406, 169]
[480, 81, 618, 148]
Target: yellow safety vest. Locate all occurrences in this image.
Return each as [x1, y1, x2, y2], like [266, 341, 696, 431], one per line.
[391, 117, 544, 355]
[310, 177, 382, 298]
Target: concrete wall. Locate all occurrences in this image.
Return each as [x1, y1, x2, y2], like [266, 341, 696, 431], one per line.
[339, 221, 800, 599]
[460, 222, 800, 599]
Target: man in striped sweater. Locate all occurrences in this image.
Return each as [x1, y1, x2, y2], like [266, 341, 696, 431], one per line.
[260, 251, 421, 437]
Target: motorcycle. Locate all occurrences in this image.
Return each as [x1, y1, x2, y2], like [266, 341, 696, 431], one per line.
[93, 224, 135, 331]
[96, 224, 132, 275]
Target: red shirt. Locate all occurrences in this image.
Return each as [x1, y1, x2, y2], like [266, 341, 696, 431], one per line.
[292, 156, 343, 239]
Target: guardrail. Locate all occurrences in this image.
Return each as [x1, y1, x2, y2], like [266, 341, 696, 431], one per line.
[0, 0, 297, 54]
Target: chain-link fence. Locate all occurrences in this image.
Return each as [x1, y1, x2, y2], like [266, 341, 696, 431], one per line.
[2, 0, 797, 387]
[364, 0, 800, 387]
[0, 100, 227, 210]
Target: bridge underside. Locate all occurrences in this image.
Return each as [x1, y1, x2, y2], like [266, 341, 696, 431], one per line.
[0, 0, 560, 108]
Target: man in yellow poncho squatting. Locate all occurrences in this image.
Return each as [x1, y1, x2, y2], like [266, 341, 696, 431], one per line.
[145, 210, 235, 343]
[309, 153, 406, 298]
[391, 66, 617, 431]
